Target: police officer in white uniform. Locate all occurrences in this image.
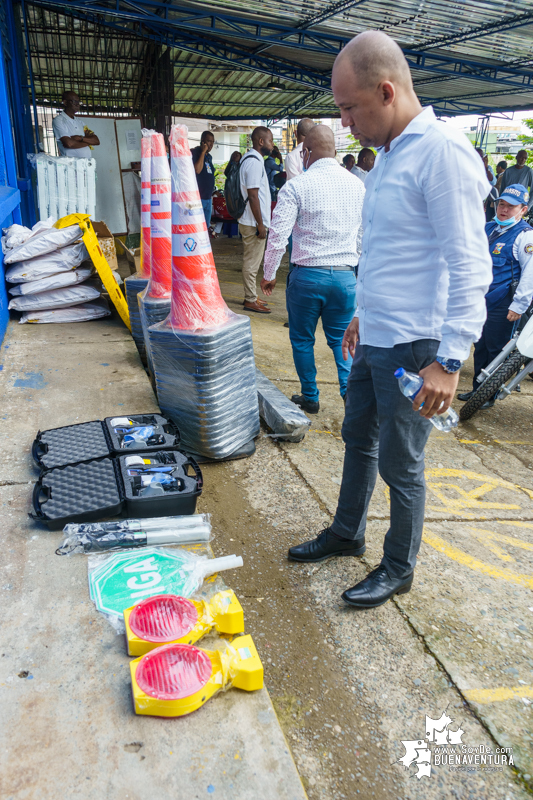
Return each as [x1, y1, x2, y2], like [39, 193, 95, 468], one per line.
[459, 183, 533, 407]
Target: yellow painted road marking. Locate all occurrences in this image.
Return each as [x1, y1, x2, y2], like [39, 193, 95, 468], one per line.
[425, 469, 529, 518]
[309, 429, 343, 441]
[498, 520, 533, 530]
[466, 528, 517, 563]
[494, 440, 533, 445]
[464, 686, 533, 704]
[467, 526, 533, 564]
[422, 528, 533, 589]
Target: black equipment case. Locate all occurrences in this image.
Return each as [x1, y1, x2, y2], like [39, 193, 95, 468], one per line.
[31, 450, 202, 530]
[32, 413, 180, 470]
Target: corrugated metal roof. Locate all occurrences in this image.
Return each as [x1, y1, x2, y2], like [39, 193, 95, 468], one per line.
[23, 0, 533, 120]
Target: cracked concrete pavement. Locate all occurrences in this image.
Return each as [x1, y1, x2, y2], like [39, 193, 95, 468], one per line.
[2, 232, 533, 800]
[213, 236, 533, 798]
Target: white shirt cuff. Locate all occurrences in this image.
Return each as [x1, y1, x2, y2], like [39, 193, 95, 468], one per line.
[437, 333, 473, 362]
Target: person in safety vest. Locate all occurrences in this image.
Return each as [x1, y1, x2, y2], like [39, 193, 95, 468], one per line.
[458, 183, 533, 408]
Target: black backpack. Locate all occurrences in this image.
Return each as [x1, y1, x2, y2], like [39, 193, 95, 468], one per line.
[224, 154, 264, 220]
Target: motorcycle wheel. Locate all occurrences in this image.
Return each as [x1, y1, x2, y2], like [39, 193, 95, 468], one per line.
[459, 351, 529, 421]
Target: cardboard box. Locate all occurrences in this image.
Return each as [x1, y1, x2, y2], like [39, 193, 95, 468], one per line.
[93, 221, 118, 271]
[115, 236, 141, 272]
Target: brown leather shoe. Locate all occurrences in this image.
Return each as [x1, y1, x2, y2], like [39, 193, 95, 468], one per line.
[243, 297, 269, 307]
[244, 300, 271, 314]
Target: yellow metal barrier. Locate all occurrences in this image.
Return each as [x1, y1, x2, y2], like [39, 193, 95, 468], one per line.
[54, 214, 131, 331]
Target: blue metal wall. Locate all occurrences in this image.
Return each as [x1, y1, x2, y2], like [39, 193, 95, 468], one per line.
[0, 1, 36, 345]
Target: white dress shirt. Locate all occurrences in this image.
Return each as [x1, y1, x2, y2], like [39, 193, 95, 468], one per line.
[356, 106, 493, 361]
[284, 143, 303, 181]
[490, 220, 533, 315]
[351, 164, 367, 183]
[238, 149, 271, 228]
[263, 157, 365, 281]
[52, 111, 92, 158]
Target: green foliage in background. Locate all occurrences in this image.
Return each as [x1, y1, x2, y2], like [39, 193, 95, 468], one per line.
[345, 133, 358, 153]
[519, 119, 533, 166]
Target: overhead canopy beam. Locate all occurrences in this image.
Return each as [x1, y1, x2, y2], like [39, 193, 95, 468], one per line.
[24, 1, 533, 119]
[29, 2, 334, 91]
[417, 10, 533, 51]
[265, 89, 334, 123]
[33, 0, 348, 54]
[29, 0, 533, 97]
[298, 0, 369, 29]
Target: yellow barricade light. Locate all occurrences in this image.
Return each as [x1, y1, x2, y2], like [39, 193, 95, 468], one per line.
[124, 590, 244, 656]
[130, 634, 263, 717]
[54, 214, 131, 331]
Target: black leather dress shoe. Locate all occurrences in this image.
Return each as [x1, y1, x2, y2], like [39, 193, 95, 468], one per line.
[342, 565, 413, 608]
[288, 528, 366, 562]
[458, 390, 475, 401]
[291, 394, 319, 414]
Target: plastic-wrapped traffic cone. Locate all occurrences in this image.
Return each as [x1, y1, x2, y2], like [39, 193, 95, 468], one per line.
[140, 132, 152, 280]
[125, 130, 153, 365]
[147, 124, 260, 460]
[139, 131, 172, 378]
[169, 124, 230, 329]
[148, 132, 172, 298]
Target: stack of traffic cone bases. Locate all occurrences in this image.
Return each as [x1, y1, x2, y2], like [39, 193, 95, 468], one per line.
[139, 131, 173, 379]
[124, 130, 153, 366]
[148, 124, 260, 460]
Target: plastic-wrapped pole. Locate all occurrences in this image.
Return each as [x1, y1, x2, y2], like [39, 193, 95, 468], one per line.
[62, 514, 212, 536]
[149, 132, 172, 298]
[169, 124, 231, 329]
[56, 526, 212, 555]
[140, 132, 152, 279]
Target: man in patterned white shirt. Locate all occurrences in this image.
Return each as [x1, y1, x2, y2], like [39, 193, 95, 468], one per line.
[261, 125, 365, 413]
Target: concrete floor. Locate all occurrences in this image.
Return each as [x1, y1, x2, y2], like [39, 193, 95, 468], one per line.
[213, 235, 533, 799]
[1, 235, 533, 800]
[0, 313, 306, 800]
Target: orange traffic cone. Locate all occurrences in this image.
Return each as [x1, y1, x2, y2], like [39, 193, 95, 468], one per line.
[169, 124, 230, 329]
[148, 132, 172, 298]
[139, 131, 172, 377]
[140, 133, 152, 279]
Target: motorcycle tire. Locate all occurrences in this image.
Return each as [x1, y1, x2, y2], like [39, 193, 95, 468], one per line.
[459, 351, 529, 421]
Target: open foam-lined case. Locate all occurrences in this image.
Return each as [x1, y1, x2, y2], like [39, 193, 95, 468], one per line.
[32, 414, 180, 470]
[31, 450, 202, 530]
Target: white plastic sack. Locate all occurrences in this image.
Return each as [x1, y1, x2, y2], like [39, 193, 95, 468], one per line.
[1, 217, 54, 254]
[19, 299, 111, 324]
[5, 242, 89, 283]
[4, 224, 81, 264]
[8, 267, 93, 296]
[2, 224, 31, 254]
[9, 284, 100, 312]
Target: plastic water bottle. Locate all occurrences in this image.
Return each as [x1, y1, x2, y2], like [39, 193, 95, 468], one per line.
[394, 368, 459, 432]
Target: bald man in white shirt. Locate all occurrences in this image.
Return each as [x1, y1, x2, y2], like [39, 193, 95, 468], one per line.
[288, 31, 492, 610]
[284, 118, 315, 181]
[262, 125, 364, 413]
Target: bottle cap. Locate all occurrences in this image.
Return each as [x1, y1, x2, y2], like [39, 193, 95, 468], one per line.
[394, 368, 405, 378]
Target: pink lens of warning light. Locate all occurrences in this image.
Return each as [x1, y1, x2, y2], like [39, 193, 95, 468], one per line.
[129, 595, 199, 643]
[136, 644, 213, 700]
